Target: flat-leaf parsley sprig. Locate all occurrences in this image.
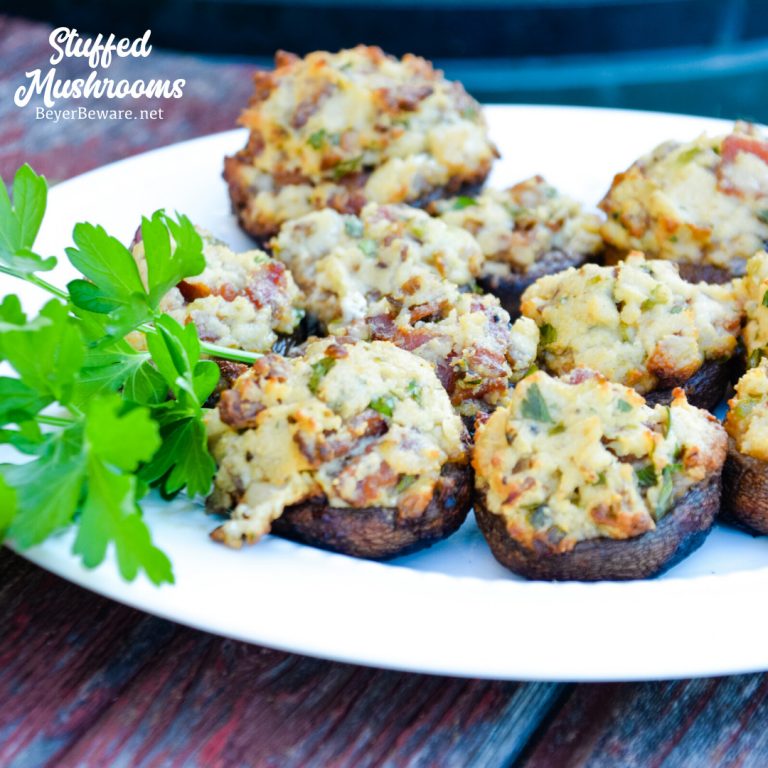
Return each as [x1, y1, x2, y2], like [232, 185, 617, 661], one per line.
[0, 164, 261, 585]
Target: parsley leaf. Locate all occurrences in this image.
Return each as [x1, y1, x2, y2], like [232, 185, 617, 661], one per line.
[617, 399, 633, 413]
[369, 394, 396, 418]
[0, 165, 56, 276]
[452, 196, 477, 210]
[539, 323, 557, 346]
[635, 464, 657, 488]
[308, 357, 337, 394]
[520, 383, 553, 423]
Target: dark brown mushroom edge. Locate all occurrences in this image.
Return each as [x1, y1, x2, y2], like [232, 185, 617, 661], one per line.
[270, 202, 540, 435]
[430, 176, 604, 318]
[721, 362, 768, 534]
[520, 253, 742, 413]
[602, 245, 740, 285]
[206, 337, 473, 559]
[224, 46, 497, 243]
[471, 369, 727, 581]
[599, 123, 768, 284]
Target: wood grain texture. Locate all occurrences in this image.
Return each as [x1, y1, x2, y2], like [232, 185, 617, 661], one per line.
[0, 550, 563, 768]
[520, 676, 768, 768]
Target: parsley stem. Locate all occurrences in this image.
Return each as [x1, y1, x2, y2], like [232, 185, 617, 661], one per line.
[136, 322, 261, 364]
[198, 342, 263, 364]
[37, 413, 75, 427]
[0, 267, 69, 301]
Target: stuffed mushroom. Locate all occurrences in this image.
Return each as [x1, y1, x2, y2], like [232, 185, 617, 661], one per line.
[206, 338, 472, 558]
[271, 203, 539, 421]
[473, 369, 727, 581]
[722, 361, 768, 534]
[520, 253, 741, 409]
[600, 122, 768, 283]
[431, 176, 603, 316]
[224, 46, 498, 242]
[130, 227, 305, 355]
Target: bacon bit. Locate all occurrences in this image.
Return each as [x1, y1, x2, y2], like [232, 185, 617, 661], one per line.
[216, 283, 239, 302]
[374, 84, 434, 113]
[250, 354, 292, 382]
[395, 327, 435, 351]
[295, 410, 388, 466]
[216, 360, 249, 390]
[219, 389, 265, 429]
[273, 168, 312, 188]
[504, 476, 535, 505]
[435, 359, 458, 393]
[291, 83, 333, 129]
[178, 280, 212, 302]
[366, 313, 397, 340]
[721, 134, 768, 165]
[566, 368, 600, 385]
[337, 460, 398, 507]
[245, 262, 288, 312]
[409, 301, 442, 323]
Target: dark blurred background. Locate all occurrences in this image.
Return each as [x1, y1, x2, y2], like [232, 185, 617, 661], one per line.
[2, 0, 768, 122]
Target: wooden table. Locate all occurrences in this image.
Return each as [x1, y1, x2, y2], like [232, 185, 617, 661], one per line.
[2, 15, 768, 767]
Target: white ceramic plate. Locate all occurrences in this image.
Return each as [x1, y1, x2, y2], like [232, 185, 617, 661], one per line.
[7, 106, 768, 682]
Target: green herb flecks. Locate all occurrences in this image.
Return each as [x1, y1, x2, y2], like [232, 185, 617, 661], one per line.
[369, 394, 396, 418]
[635, 464, 658, 488]
[521, 383, 553, 423]
[344, 217, 364, 238]
[539, 323, 557, 346]
[308, 357, 337, 394]
[452, 196, 477, 210]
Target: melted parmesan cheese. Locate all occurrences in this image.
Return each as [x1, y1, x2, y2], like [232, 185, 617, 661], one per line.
[433, 176, 603, 276]
[207, 338, 466, 546]
[725, 361, 768, 461]
[600, 124, 768, 270]
[473, 370, 727, 551]
[224, 46, 497, 236]
[520, 253, 741, 393]
[131, 229, 304, 352]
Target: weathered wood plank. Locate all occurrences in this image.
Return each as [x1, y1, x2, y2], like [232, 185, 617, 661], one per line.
[520, 675, 768, 768]
[1, 550, 565, 768]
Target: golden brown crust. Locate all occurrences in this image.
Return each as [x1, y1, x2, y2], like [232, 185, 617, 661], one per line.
[474, 474, 722, 581]
[223, 46, 497, 242]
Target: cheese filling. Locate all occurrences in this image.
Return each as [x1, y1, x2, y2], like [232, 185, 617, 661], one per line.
[131, 229, 304, 352]
[520, 253, 741, 394]
[225, 46, 497, 234]
[473, 370, 727, 551]
[432, 176, 603, 277]
[272, 203, 538, 411]
[600, 123, 768, 270]
[725, 361, 768, 462]
[207, 338, 467, 546]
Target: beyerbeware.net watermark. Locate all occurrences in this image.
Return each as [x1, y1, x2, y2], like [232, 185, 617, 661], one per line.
[14, 27, 185, 120]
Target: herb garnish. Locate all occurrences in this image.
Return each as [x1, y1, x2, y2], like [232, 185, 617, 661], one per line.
[0, 165, 263, 584]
